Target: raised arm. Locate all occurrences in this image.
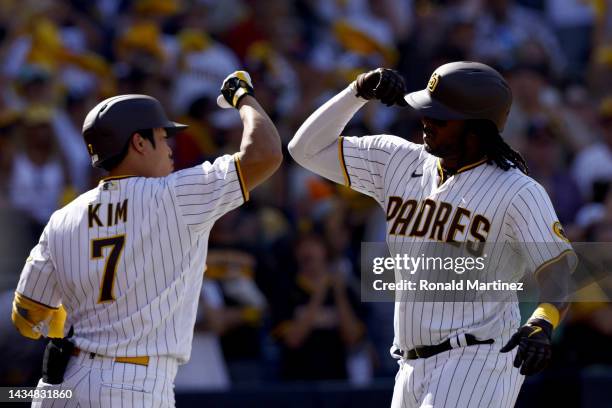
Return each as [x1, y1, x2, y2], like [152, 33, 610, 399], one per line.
[235, 95, 282, 190]
[289, 69, 412, 205]
[288, 84, 367, 184]
[217, 71, 282, 191]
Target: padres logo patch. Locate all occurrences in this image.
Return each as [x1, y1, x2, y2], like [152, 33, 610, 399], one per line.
[427, 73, 440, 92]
[552, 221, 569, 242]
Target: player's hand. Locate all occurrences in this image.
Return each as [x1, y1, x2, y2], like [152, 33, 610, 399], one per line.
[500, 318, 553, 376]
[217, 70, 255, 109]
[355, 68, 408, 107]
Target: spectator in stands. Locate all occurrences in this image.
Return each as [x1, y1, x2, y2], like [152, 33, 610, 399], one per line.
[472, 0, 567, 77]
[50, 91, 94, 193]
[0, 111, 18, 207]
[207, 212, 269, 383]
[503, 58, 561, 146]
[272, 233, 365, 381]
[8, 107, 69, 239]
[588, 0, 612, 96]
[572, 97, 612, 202]
[175, 278, 231, 391]
[523, 119, 582, 224]
[543, 0, 595, 82]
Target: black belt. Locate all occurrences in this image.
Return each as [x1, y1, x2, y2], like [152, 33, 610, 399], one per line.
[394, 334, 494, 360]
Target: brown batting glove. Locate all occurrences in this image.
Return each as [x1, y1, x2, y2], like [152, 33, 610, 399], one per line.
[500, 318, 553, 376]
[355, 68, 408, 107]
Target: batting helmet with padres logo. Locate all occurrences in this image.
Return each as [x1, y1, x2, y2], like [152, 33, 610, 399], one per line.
[404, 61, 512, 133]
[82, 94, 187, 168]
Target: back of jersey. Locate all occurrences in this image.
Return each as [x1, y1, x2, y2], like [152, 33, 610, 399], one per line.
[16, 155, 247, 363]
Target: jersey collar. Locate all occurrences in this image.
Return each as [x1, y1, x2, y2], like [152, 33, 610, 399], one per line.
[437, 158, 488, 184]
[98, 175, 137, 185]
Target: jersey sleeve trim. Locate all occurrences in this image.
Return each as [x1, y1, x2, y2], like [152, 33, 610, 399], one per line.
[14, 291, 59, 311]
[338, 136, 351, 187]
[233, 154, 250, 202]
[533, 248, 576, 277]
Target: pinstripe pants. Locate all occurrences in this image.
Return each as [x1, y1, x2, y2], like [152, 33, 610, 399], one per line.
[391, 342, 524, 408]
[31, 353, 179, 407]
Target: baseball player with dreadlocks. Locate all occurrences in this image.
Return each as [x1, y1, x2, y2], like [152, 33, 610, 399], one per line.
[289, 62, 575, 407]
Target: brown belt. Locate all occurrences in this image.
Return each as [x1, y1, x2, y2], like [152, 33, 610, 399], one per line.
[72, 348, 149, 366]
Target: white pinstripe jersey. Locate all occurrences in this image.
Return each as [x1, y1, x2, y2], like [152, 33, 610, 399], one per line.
[16, 154, 247, 363]
[339, 135, 574, 350]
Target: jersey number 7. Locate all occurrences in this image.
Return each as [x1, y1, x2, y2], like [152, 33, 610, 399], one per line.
[92, 235, 126, 303]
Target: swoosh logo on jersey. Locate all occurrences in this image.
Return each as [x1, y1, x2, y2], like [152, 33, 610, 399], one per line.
[411, 170, 423, 178]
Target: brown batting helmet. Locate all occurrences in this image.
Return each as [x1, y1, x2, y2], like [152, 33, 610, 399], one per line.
[82, 94, 187, 168]
[404, 61, 512, 132]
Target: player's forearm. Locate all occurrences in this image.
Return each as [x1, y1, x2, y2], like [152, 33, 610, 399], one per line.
[235, 96, 283, 191]
[534, 260, 572, 325]
[288, 84, 367, 164]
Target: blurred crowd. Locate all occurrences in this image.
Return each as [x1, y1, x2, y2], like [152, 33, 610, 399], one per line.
[1, 0, 612, 394]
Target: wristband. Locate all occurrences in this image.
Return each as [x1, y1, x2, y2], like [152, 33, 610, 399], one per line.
[530, 303, 560, 329]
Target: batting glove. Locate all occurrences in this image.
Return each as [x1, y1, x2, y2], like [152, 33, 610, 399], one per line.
[500, 318, 553, 376]
[355, 68, 408, 107]
[217, 70, 254, 109]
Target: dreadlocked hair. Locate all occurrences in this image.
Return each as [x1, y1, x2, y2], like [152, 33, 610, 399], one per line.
[467, 119, 529, 175]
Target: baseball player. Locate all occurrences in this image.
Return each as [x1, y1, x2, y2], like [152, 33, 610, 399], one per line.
[11, 71, 282, 407]
[289, 62, 575, 407]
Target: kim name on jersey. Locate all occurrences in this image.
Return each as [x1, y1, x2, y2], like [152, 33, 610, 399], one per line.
[88, 199, 128, 228]
[386, 197, 490, 255]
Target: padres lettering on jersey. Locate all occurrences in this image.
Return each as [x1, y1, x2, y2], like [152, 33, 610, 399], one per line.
[385, 197, 490, 256]
[15, 154, 248, 363]
[339, 135, 574, 350]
